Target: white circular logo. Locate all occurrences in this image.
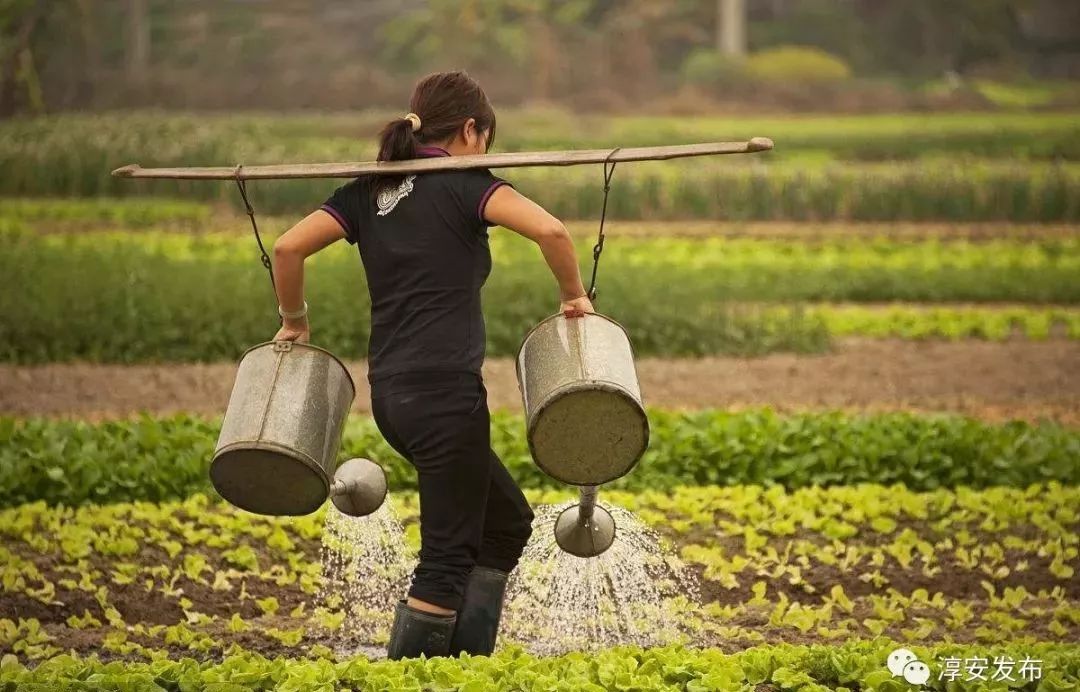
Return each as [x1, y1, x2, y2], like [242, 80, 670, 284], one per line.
[888, 648, 919, 677]
[903, 660, 931, 686]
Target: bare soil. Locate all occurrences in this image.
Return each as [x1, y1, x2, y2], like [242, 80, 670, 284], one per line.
[1, 339, 1076, 424]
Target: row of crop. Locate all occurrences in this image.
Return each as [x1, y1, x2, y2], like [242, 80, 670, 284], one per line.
[7, 483, 1074, 591]
[4, 110, 1079, 166]
[1, 485, 1076, 662]
[5, 483, 1075, 589]
[812, 304, 1080, 340]
[391, 483, 1079, 602]
[16, 225, 1079, 299]
[595, 111, 1080, 161]
[4, 227, 1078, 363]
[16, 221, 1080, 274]
[3, 633, 1075, 690]
[0, 197, 213, 228]
[2, 409, 1076, 508]
[5, 197, 1078, 242]
[10, 157, 1080, 221]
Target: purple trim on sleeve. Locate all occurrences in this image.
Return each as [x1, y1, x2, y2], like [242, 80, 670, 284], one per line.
[320, 204, 350, 235]
[416, 146, 451, 158]
[477, 181, 511, 222]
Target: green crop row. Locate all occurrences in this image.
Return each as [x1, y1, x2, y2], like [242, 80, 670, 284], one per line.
[8, 158, 1079, 222]
[1, 483, 1077, 671]
[16, 217, 1080, 279]
[813, 304, 1080, 340]
[5, 112, 1079, 222]
[6, 196, 1080, 338]
[3, 226, 1078, 363]
[2, 409, 1076, 509]
[4, 110, 1079, 166]
[509, 161, 1080, 223]
[4, 196, 1077, 243]
[594, 111, 1080, 161]
[2, 639, 1076, 691]
[0, 197, 212, 228]
[2, 483, 1075, 658]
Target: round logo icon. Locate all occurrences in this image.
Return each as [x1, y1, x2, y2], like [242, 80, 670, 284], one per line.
[903, 660, 931, 686]
[887, 648, 919, 677]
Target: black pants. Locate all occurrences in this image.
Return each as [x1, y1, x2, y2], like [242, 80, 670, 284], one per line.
[371, 370, 535, 611]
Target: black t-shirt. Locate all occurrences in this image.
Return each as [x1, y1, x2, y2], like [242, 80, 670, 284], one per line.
[320, 146, 512, 385]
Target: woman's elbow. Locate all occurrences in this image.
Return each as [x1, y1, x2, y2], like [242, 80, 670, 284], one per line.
[540, 221, 570, 243]
[273, 237, 303, 259]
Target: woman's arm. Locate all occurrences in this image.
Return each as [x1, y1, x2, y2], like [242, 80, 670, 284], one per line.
[270, 209, 349, 340]
[482, 185, 593, 311]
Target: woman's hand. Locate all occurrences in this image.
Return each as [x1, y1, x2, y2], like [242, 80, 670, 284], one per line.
[560, 295, 595, 318]
[274, 316, 310, 343]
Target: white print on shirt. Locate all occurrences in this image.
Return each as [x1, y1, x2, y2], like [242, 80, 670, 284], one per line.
[376, 175, 416, 216]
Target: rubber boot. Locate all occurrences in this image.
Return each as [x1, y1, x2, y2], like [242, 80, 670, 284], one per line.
[447, 566, 510, 656]
[386, 599, 457, 660]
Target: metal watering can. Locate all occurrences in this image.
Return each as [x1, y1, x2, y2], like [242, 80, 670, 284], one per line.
[513, 152, 651, 559]
[515, 310, 649, 558]
[211, 340, 387, 517]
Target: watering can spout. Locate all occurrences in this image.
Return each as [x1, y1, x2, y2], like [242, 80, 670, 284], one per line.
[329, 457, 388, 517]
[554, 486, 616, 558]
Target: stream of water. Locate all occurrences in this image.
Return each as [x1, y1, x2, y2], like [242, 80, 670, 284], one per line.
[500, 499, 702, 656]
[317, 499, 414, 657]
[319, 497, 702, 658]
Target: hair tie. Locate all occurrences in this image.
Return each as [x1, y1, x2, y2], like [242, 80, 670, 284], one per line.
[403, 113, 421, 132]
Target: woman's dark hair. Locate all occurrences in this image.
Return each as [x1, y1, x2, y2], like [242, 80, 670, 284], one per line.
[370, 70, 497, 198]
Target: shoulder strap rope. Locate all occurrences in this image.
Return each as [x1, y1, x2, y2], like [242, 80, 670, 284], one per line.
[234, 164, 282, 325]
[586, 147, 620, 303]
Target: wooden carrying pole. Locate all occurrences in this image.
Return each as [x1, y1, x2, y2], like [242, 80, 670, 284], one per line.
[111, 138, 773, 180]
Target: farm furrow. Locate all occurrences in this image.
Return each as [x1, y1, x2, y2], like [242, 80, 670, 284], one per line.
[1, 485, 1076, 662]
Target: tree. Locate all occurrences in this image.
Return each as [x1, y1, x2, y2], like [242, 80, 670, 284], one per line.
[126, 0, 149, 83]
[0, 0, 47, 116]
[717, 0, 747, 58]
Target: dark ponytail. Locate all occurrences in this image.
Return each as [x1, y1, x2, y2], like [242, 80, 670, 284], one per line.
[376, 118, 418, 165]
[370, 70, 497, 199]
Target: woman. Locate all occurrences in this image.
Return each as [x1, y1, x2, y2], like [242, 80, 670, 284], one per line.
[268, 71, 595, 660]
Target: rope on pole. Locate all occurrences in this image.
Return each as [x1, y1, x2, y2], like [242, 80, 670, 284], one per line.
[233, 164, 282, 325]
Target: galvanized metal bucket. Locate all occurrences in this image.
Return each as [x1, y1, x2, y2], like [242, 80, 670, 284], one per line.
[211, 340, 357, 516]
[515, 311, 649, 486]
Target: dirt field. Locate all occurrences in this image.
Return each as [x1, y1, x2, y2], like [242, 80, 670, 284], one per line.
[1, 338, 1076, 424]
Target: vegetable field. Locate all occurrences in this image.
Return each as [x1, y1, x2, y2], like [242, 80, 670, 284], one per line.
[1, 110, 1078, 689]
[0, 482, 1078, 687]
[4, 211, 1080, 363]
